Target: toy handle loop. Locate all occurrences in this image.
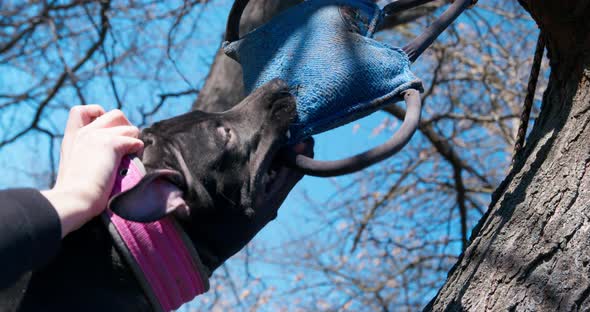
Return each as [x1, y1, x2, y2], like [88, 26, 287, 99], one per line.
[284, 89, 422, 177]
[225, 0, 250, 43]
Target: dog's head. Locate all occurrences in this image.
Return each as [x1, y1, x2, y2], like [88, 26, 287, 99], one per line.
[110, 79, 302, 222]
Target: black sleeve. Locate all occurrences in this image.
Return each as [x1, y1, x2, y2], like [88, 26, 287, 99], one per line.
[0, 189, 62, 289]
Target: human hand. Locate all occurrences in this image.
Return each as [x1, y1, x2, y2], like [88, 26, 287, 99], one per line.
[42, 105, 143, 237]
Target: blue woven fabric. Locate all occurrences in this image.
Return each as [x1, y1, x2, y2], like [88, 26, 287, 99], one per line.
[223, 0, 423, 143]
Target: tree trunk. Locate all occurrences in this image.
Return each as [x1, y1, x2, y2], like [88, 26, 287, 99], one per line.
[192, 0, 302, 113]
[425, 1, 590, 311]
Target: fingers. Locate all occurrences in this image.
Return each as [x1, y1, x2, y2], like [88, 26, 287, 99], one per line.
[98, 126, 143, 156]
[85, 109, 133, 130]
[80, 125, 142, 155]
[99, 125, 140, 138]
[65, 105, 106, 134]
[60, 107, 140, 174]
[62, 106, 130, 153]
[111, 136, 144, 156]
[70, 126, 143, 157]
[62, 105, 106, 151]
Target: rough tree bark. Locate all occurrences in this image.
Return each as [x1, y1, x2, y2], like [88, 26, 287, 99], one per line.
[425, 1, 590, 311]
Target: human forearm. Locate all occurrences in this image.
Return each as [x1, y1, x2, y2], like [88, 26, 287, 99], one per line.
[40, 189, 93, 238]
[0, 189, 61, 288]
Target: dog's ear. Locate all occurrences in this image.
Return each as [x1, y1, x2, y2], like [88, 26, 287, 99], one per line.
[109, 169, 189, 223]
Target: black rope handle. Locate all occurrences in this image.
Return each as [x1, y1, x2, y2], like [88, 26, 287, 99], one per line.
[512, 32, 545, 163]
[384, 0, 477, 17]
[224, 0, 250, 43]
[284, 89, 422, 177]
[226, 0, 479, 44]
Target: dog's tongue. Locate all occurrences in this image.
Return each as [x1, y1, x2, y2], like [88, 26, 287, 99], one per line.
[109, 169, 189, 223]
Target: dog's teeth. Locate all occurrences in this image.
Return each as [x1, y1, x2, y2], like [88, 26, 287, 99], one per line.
[286, 130, 291, 139]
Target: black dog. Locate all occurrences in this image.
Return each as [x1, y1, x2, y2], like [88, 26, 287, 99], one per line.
[111, 77, 296, 222]
[1, 79, 313, 311]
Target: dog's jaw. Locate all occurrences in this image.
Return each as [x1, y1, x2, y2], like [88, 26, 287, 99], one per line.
[247, 93, 296, 216]
[255, 139, 314, 213]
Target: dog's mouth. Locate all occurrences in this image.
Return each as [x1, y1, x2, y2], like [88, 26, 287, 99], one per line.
[247, 89, 301, 210]
[253, 138, 314, 207]
[258, 148, 286, 195]
[140, 141, 190, 194]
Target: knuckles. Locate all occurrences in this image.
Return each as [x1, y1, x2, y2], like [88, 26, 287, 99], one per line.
[69, 105, 84, 115]
[107, 109, 127, 122]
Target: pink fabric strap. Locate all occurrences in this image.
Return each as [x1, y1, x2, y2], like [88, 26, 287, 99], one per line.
[103, 156, 208, 311]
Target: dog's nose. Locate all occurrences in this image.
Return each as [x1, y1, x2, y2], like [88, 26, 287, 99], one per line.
[265, 79, 294, 103]
[267, 78, 289, 93]
[141, 132, 156, 147]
